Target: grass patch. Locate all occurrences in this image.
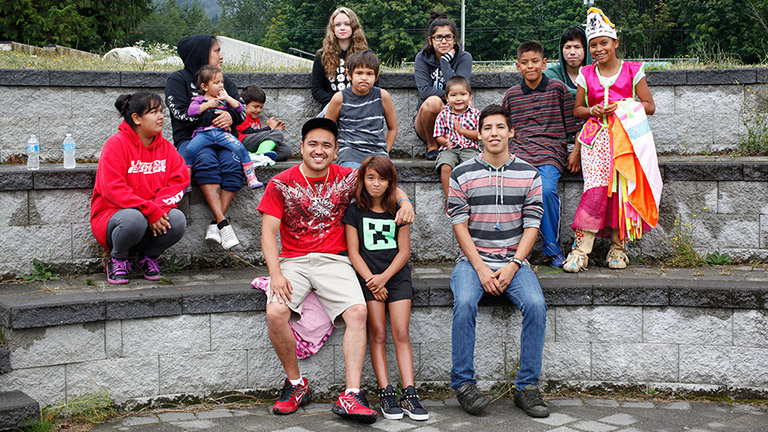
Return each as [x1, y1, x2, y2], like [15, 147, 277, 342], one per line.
[706, 251, 733, 266]
[21, 259, 61, 283]
[19, 409, 55, 432]
[739, 86, 768, 155]
[664, 216, 704, 267]
[161, 253, 188, 273]
[50, 390, 116, 424]
[0, 48, 311, 73]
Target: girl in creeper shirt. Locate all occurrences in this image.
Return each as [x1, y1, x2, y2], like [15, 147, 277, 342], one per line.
[343, 156, 429, 421]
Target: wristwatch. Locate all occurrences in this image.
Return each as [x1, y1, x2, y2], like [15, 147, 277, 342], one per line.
[510, 257, 523, 267]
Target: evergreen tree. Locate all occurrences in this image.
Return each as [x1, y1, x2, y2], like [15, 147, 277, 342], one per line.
[133, 0, 213, 47]
[0, 0, 151, 51]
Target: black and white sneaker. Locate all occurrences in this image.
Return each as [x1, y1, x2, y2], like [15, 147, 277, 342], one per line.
[399, 385, 429, 420]
[379, 385, 403, 420]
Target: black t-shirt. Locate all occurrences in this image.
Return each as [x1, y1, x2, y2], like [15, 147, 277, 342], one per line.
[342, 204, 412, 288]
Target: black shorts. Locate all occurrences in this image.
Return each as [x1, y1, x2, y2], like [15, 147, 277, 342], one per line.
[359, 278, 414, 303]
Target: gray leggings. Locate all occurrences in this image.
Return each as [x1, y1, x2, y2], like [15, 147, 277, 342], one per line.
[106, 208, 186, 259]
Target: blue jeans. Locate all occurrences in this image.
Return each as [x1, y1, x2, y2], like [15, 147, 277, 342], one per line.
[450, 260, 547, 391]
[181, 128, 250, 167]
[177, 140, 244, 192]
[338, 161, 361, 169]
[537, 164, 562, 257]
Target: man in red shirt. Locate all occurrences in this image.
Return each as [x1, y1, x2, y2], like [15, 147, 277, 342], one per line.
[258, 118, 414, 424]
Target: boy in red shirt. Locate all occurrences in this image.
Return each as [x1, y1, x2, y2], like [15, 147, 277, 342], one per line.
[236, 84, 291, 161]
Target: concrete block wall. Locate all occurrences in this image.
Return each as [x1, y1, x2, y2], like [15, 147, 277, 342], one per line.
[2, 305, 768, 407]
[2, 68, 768, 162]
[1, 156, 768, 277]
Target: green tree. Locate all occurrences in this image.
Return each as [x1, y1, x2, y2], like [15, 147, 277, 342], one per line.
[0, 0, 151, 51]
[262, 0, 334, 55]
[668, 0, 767, 64]
[217, 0, 273, 44]
[348, 0, 445, 65]
[464, 0, 587, 61]
[599, 0, 677, 59]
[133, 0, 214, 47]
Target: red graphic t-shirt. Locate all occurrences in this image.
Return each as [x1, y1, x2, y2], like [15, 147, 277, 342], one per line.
[236, 115, 262, 135]
[257, 163, 357, 257]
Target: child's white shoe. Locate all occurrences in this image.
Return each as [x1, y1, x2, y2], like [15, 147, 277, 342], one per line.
[220, 225, 240, 250]
[205, 223, 221, 244]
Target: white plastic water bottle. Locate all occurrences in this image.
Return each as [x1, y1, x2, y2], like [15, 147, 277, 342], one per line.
[26, 134, 39, 171]
[63, 134, 76, 169]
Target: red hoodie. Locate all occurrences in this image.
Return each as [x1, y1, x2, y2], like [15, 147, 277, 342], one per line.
[90, 121, 190, 249]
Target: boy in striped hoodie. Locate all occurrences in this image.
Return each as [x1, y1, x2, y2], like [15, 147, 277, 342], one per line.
[447, 104, 549, 419]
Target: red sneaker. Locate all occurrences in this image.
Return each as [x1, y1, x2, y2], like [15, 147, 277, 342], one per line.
[272, 377, 311, 415]
[331, 390, 378, 424]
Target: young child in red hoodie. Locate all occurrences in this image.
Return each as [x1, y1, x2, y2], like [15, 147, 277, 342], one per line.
[91, 92, 190, 284]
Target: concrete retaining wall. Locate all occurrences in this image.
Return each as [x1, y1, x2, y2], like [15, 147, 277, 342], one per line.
[0, 157, 767, 278]
[1, 68, 767, 162]
[1, 274, 766, 407]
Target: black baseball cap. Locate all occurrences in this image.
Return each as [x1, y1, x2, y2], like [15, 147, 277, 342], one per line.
[301, 117, 338, 140]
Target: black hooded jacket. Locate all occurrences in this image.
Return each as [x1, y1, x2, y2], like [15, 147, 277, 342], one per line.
[165, 34, 246, 145]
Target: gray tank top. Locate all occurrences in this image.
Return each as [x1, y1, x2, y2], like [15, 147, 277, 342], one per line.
[336, 86, 389, 165]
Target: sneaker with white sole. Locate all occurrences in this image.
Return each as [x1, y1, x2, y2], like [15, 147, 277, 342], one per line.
[219, 225, 240, 250]
[205, 223, 221, 244]
[399, 385, 429, 421]
[378, 385, 403, 420]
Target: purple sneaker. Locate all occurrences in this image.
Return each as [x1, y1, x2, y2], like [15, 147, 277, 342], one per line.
[106, 257, 131, 284]
[137, 255, 162, 281]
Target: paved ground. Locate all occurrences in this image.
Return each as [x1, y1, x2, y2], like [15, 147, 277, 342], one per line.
[90, 397, 768, 432]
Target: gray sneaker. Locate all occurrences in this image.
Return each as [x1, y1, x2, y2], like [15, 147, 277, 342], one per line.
[455, 383, 490, 415]
[513, 384, 549, 418]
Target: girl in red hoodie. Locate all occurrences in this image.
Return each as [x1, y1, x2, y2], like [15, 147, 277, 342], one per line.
[91, 92, 190, 284]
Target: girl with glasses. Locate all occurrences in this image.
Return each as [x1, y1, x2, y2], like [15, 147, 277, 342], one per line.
[413, 10, 473, 161]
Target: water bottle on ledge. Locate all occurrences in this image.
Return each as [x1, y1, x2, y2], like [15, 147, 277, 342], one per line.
[26, 135, 40, 171]
[63, 134, 76, 169]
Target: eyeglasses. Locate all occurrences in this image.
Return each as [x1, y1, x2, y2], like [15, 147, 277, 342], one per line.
[431, 34, 455, 42]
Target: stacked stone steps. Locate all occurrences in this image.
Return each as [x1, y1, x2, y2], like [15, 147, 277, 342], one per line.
[1, 265, 768, 408]
[0, 391, 39, 431]
[0, 336, 38, 431]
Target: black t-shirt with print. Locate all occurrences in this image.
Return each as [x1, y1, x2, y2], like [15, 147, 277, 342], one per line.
[342, 204, 412, 289]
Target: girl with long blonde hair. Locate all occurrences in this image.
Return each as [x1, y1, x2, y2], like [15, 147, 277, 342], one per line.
[310, 7, 369, 110]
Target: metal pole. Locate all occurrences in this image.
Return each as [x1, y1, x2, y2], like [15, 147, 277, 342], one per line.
[461, 0, 466, 48]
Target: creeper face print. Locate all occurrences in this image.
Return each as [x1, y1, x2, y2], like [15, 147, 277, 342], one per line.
[362, 217, 397, 251]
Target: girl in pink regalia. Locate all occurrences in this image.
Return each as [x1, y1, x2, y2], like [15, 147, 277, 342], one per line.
[563, 8, 661, 273]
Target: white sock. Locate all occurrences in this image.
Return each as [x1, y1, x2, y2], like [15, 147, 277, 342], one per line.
[345, 388, 360, 394]
[289, 376, 303, 386]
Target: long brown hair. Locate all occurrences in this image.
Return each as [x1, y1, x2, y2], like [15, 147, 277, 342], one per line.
[321, 7, 368, 79]
[354, 156, 399, 215]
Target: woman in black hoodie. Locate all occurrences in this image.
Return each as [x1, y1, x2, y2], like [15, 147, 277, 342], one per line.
[165, 34, 247, 248]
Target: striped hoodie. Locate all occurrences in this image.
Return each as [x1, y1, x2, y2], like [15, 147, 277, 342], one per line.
[448, 155, 543, 268]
